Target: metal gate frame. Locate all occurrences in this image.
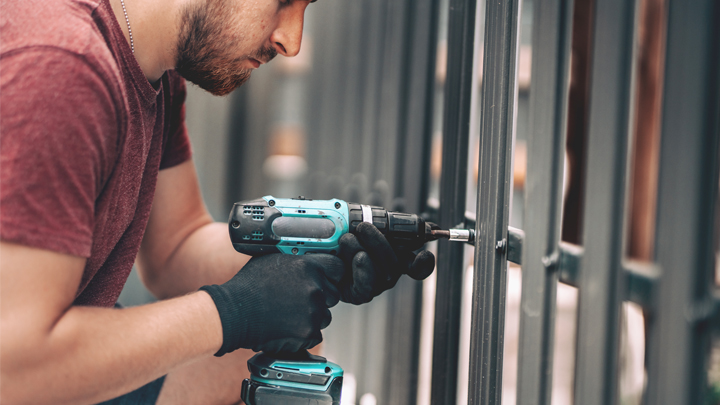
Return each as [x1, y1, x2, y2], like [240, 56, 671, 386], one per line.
[428, 0, 720, 404]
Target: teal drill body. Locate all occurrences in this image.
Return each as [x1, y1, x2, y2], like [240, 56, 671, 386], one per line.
[229, 195, 433, 257]
[230, 196, 465, 405]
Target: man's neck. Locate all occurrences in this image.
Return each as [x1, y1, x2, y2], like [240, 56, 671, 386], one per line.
[108, 0, 184, 82]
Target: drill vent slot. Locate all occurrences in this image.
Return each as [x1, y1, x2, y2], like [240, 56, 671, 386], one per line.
[297, 210, 306, 213]
[243, 205, 265, 220]
[252, 231, 264, 240]
[242, 235, 251, 240]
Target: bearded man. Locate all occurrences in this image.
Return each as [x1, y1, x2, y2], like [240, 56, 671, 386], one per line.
[0, 0, 435, 403]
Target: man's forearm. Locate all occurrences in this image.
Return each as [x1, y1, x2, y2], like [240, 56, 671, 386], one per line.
[1, 291, 222, 405]
[140, 222, 251, 299]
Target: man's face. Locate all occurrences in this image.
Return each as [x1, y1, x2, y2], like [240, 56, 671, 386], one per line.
[175, 0, 311, 96]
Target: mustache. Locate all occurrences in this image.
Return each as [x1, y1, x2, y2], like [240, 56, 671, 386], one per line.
[252, 45, 278, 64]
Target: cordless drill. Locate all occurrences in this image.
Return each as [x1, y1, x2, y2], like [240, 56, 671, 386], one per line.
[232, 196, 474, 405]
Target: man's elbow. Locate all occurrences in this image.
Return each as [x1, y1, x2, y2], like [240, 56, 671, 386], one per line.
[134, 262, 172, 299]
[1, 330, 52, 404]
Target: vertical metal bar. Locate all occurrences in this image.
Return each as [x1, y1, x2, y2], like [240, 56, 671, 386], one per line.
[645, 0, 720, 403]
[466, 0, 520, 403]
[378, 0, 421, 402]
[573, 0, 638, 403]
[399, 0, 441, 214]
[305, 1, 346, 198]
[356, 1, 392, 399]
[359, 0, 390, 196]
[338, 0, 371, 196]
[373, 0, 410, 197]
[515, 0, 573, 403]
[430, 0, 477, 403]
[383, 1, 442, 404]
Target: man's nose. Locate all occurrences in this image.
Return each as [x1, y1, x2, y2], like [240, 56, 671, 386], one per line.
[270, 2, 308, 57]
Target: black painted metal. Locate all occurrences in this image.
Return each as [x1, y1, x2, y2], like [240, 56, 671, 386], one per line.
[507, 226, 524, 265]
[623, 261, 659, 310]
[430, 0, 478, 403]
[645, 0, 720, 403]
[337, 0, 372, 199]
[398, 0, 442, 216]
[506, 234, 660, 310]
[515, 0, 573, 402]
[467, 0, 520, 403]
[382, 0, 441, 403]
[573, 0, 637, 402]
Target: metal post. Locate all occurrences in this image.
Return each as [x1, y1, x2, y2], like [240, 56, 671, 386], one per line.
[645, 1, 720, 404]
[338, 0, 372, 199]
[359, 0, 390, 200]
[430, 0, 477, 403]
[467, 0, 520, 404]
[515, 0, 573, 403]
[382, 1, 442, 404]
[396, 0, 441, 214]
[573, 0, 638, 403]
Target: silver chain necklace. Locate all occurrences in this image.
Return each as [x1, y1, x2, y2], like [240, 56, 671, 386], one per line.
[119, 0, 134, 53]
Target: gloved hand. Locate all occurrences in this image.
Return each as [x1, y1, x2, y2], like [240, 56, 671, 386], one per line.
[337, 222, 436, 305]
[200, 254, 344, 356]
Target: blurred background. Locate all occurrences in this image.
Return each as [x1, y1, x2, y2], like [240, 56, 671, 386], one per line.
[119, 0, 720, 404]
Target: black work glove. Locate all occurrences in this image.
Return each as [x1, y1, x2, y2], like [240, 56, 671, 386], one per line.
[337, 222, 436, 305]
[200, 254, 344, 356]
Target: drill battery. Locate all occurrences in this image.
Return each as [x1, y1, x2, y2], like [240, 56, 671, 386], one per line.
[241, 352, 343, 405]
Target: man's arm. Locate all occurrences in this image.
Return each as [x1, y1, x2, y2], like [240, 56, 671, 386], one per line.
[0, 242, 223, 405]
[137, 159, 250, 299]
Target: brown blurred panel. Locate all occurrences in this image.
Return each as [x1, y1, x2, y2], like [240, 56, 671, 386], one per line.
[562, 0, 594, 244]
[627, 0, 666, 262]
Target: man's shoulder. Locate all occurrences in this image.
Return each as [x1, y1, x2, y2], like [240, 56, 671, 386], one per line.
[1, 0, 117, 71]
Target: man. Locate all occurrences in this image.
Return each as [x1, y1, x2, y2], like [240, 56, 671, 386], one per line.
[0, 0, 435, 403]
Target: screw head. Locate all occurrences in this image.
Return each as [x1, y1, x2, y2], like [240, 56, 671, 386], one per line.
[269, 200, 276, 206]
[335, 202, 341, 209]
[292, 248, 299, 254]
[231, 221, 240, 228]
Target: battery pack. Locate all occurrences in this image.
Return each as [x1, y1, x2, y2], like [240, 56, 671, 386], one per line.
[241, 352, 343, 405]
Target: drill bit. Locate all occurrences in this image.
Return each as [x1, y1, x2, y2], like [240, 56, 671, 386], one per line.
[428, 228, 475, 244]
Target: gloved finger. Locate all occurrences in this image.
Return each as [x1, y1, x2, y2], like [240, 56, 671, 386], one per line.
[353, 222, 399, 276]
[306, 253, 345, 285]
[319, 308, 332, 330]
[259, 337, 321, 355]
[408, 250, 436, 280]
[395, 250, 417, 273]
[338, 233, 364, 271]
[302, 254, 342, 307]
[324, 284, 340, 308]
[348, 251, 376, 304]
[377, 272, 401, 292]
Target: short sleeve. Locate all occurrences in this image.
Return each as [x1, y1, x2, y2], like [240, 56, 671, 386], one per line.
[0, 48, 120, 257]
[159, 71, 192, 170]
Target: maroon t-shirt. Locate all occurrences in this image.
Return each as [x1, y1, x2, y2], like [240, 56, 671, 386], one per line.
[0, 0, 193, 307]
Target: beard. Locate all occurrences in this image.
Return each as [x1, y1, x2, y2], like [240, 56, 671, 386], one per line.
[175, 1, 277, 96]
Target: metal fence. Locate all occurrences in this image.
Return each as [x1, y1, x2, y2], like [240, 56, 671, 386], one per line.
[194, 0, 720, 403]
